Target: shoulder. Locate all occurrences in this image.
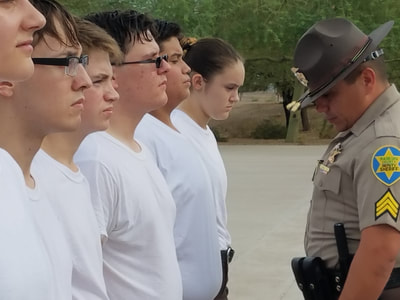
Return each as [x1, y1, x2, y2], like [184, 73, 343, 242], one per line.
[374, 100, 400, 138]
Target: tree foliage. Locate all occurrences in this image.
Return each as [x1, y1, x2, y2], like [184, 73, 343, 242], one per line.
[59, 0, 400, 93]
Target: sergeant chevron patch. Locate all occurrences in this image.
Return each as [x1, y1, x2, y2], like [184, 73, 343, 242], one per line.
[375, 189, 399, 222]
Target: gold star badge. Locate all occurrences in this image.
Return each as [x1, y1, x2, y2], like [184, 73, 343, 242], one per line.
[376, 148, 400, 180]
[371, 146, 400, 186]
[375, 189, 399, 221]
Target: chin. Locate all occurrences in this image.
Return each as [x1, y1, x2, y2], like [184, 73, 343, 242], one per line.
[213, 113, 230, 121]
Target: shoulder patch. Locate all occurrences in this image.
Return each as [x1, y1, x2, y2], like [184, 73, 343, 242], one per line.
[375, 189, 399, 221]
[371, 145, 400, 186]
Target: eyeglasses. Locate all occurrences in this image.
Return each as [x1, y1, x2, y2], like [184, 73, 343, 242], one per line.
[32, 55, 89, 77]
[121, 54, 168, 69]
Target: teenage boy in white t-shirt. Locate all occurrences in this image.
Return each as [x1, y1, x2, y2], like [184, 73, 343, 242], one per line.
[75, 10, 182, 300]
[136, 20, 222, 300]
[9, 0, 92, 298]
[31, 18, 123, 300]
[0, 2, 50, 299]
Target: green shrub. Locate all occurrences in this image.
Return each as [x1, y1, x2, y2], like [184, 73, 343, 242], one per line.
[251, 119, 286, 139]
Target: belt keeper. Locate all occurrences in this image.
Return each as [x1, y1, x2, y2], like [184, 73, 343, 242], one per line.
[226, 247, 235, 263]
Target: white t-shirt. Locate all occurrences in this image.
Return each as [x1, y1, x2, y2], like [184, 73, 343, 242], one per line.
[75, 132, 182, 300]
[0, 149, 53, 300]
[172, 109, 232, 249]
[27, 170, 73, 300]
[32, 149, 109, 300]
[136, 114, 222, 300]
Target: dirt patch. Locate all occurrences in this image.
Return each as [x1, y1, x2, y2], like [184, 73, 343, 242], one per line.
[209, 92, 336, 145]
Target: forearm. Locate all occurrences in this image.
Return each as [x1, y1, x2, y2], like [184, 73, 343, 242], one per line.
[339, 247, 394, 300]
[339, 225, 400, 300]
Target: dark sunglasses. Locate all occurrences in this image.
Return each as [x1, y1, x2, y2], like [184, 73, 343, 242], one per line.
[32, 55, 89, 77]
[121, 54, 168, 69]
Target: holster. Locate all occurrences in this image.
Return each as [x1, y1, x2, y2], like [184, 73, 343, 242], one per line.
[291, 256, 336, 300]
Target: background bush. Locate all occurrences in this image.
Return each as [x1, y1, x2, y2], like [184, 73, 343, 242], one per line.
[251, 119, 287, 139]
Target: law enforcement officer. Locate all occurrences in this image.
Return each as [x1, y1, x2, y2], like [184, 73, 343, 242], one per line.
[290, 18, 400, 300]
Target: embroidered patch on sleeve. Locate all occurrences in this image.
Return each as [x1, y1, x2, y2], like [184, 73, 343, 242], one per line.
[375, 189, 399, 222]
[371, 145, 400, 186]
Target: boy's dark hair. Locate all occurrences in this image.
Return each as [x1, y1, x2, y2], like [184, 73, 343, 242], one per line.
[31, 0, 80, 48]
[154, 20, 183, 50]
[84, 10, 156, 55]
[182, 38, 243, 80]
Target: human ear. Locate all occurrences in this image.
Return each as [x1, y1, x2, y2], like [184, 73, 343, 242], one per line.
[360, 67, 376, 88]
[191, 73, 205, 91]
[0, 82, 15, 97]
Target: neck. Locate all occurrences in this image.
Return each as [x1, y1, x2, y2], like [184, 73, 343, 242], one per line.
[107, 111, 142, 152]
[41, 132, 83, 172]
[178, 95, 209, 129]
[149, 105, 178, 130]
[0, 112, 43, 187]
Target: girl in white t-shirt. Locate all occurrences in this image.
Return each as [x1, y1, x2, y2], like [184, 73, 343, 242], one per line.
[171, 37, 245, 300]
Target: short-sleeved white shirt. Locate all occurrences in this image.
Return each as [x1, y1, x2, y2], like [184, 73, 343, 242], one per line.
[75, 132, 182, 300]
[0, 149, 54, 300]
[172, 109, 232, 249]
[27, 170, 73, 300]
[32, 149, 109, 300]
[136, 114, 222, 300]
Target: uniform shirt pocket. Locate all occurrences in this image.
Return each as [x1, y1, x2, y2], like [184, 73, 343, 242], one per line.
[314, 165, 341, 195]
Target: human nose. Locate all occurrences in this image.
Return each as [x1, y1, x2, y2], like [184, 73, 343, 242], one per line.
[157, 59, 171, 74]
[230, 90, 240, 103]
[111, 75, 118, 90]
[73, 64, 92, 91]
[182, 61, 191, 74]
[23, 0, 46, 32]
[105, 81, 119, 103]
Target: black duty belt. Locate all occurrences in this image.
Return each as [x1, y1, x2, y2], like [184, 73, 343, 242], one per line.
[327, 267, 400, 291]
[385, 267, 400, 290]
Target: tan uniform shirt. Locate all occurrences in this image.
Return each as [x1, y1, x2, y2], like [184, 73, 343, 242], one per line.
[305, 84, 400, 269]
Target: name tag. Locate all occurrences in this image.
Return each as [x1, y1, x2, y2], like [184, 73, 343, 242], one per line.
[319, 163, 330, 174]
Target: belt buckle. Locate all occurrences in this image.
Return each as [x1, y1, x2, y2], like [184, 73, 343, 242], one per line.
[227, 247, 235, 263]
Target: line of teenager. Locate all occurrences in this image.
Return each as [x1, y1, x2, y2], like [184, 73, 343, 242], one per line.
[0, 0, 245, 299]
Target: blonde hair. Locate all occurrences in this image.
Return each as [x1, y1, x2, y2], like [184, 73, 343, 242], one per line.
[75, 18, 124, 65]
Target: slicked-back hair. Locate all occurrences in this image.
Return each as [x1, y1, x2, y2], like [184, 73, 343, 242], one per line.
[182, 38, 243, 81]
[31, 0, 80, 48]
[154, 20, 183, 50]
[75, 18, 124, 65]
[84, 10, 157, 55]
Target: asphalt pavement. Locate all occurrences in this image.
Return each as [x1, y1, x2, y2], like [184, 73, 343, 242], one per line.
[219, 144, 327, 300]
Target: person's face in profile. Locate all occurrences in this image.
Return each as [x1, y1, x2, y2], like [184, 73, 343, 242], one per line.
[195, 60, 245, 122]
[159, 36, 191, 108]
[0, 0, 45, 81]
[114, 30, 171, 114]
[81, 49, 119, 134]
[12, 19, 92, 136]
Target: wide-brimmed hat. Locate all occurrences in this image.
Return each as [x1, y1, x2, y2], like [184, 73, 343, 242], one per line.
[292, 18, 393, 108]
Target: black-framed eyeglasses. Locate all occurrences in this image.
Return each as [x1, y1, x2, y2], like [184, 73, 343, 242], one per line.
[32, 55, 89, 77]
[121, 54, 168, 69]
